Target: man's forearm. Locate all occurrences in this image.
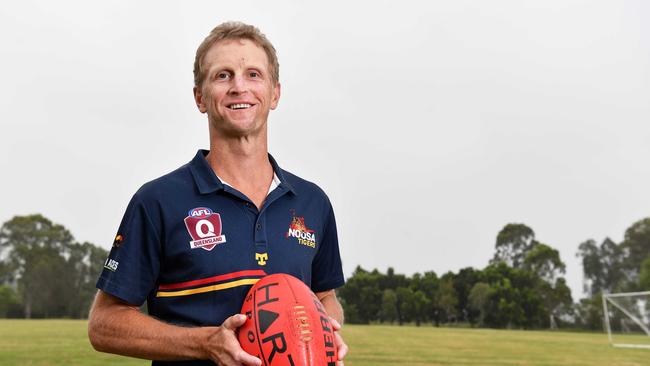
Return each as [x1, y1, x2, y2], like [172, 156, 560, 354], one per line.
[88, 291, 212, 361]
[316, 290, 344, 325]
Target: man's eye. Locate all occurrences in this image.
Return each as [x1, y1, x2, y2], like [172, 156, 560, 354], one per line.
[249, 71, 259, 78]
[216, 72, 230, 80]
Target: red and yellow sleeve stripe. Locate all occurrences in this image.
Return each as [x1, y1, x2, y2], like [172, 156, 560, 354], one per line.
[156, 269, 266, 297]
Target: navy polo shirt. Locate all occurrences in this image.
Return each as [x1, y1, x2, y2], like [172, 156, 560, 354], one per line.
[96, 150, 344, 364]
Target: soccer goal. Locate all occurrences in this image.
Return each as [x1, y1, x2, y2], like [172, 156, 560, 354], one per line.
[602, 291, 650, 349]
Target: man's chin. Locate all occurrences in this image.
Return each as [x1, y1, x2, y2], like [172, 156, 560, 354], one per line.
[210, 119, 266, 138]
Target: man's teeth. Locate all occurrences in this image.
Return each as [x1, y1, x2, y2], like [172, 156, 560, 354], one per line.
[229, 103, 252, 110]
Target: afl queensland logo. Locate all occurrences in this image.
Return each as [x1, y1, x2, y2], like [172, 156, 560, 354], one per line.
[183, 207, 227, 251]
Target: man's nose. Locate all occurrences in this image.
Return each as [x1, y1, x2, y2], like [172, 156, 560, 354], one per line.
[228, 74, 247, 94]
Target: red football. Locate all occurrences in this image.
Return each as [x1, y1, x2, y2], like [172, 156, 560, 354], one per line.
[238, 273, 338, 366]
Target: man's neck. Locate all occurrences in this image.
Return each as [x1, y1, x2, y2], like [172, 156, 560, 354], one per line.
[206, 130, 274, 208]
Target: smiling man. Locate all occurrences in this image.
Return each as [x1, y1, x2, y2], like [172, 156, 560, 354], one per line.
[88, 22, 347, 366]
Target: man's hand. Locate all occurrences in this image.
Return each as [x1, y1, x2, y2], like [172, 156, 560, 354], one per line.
[315, 289, 347, 366]
[330, 317, 348, 366]
[89, 291, 261, 364]
[204, 314, 261, 366]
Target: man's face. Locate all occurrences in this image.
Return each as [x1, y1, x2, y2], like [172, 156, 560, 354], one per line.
[194, 39, 280, 137]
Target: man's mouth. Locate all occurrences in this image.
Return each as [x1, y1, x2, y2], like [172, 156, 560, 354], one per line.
[227, 103, 254, 110]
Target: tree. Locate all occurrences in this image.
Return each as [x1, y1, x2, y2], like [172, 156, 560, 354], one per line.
[412, 290, 429, 326]
[468, 282, 490, 327]
[640, 254, 650, 290]
[380, 267, 409, 290]
[395, 286, 414, 325]
[337, 266, 382, 324]
[0, 256, 14, 284]
[26, 247, 69, 317]
[407, 273, 430, 326]
[0, 285, 19, 318]
[481, 263, 546, 329]
[577, 238, 624, 295]
[482, 275, 522, 328]
[522, 242, 572, 328]
[0, 214, 75, 318]
[536, 278, 572, 329]
[573, 293, 603, 331]
[436, 276, 458, 324]
[65, 242, 109, 318]
[452, 267, 481, 324]
[415, 271, 439, 325]
[523, 243, 565, 284]
[620, 218, 650, 287]
[379, 289, 397, 324]
[338, 298, 359, 325]
[0, 214, 107, 319]
[491, 223, 536, 268]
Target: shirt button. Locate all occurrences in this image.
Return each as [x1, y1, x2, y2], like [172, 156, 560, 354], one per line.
[256, 223, 262, 231]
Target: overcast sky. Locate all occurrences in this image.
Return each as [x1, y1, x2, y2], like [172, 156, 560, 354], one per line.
[1, 1, 648, 300]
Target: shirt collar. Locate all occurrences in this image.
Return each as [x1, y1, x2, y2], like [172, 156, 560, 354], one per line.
[217, 172, 279, 195]
[189, 149, 296, 195]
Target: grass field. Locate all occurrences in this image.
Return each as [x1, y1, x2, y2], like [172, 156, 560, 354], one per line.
[1, 320, 649, 365]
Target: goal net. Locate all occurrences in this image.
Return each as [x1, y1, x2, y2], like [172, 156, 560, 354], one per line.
[602, 291, 650, 349]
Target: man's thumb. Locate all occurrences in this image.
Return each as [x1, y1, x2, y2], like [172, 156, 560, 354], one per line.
[222, 314, 247, 331]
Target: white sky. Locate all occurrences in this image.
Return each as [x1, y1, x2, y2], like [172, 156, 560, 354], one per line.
[1, 0, 648, 300]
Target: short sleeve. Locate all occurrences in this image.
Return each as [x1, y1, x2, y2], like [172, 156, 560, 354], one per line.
[310, 201, 345, 293]
[96, 192, 161, 305]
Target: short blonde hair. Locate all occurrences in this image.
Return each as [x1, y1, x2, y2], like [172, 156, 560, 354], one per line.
[193, 21, 280, 88]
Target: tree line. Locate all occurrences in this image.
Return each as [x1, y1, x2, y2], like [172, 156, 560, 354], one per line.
[0, 214, 107, 318]
[338, 220, 650, 329]
[1, 214, 648, 330]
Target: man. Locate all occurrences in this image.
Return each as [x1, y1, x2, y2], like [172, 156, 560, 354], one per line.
[88, 22, 347, 366]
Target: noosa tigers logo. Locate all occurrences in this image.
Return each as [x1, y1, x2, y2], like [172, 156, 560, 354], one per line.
[184, 207, 227, 251]
[286, 214, 316, 248]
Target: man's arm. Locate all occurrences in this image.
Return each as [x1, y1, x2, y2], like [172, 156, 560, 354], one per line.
[88, 290, 261, 366]
[316, 289, 348, 365]
[315, 289, 344, 325]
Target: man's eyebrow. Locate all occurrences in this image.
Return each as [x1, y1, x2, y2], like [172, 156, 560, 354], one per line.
[206, 63, 232, 72]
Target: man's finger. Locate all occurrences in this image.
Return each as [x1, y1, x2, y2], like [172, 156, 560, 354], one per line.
[335, 331, 348, 359]
[234, 349, 262, 366]
[222, 314, 247, 331]
[329, 317, 342, 331]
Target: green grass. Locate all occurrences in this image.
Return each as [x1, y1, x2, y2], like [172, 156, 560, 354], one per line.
[344, 325, 650, 366]
[1, 320, 649, 365]
[0, 320, 145, 366]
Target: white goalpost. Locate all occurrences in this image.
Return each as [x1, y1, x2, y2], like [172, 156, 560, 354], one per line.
[602, 291, 650, 349]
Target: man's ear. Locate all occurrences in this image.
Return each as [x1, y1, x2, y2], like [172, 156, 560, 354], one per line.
[270, 82, 281, 110]
[193, 86, 207, 113]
